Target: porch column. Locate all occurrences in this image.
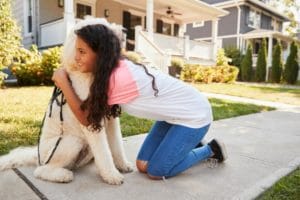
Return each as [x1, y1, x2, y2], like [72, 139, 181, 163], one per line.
[211, 19, 218, 61]
[184, 35, 190, 59]
[146, 0, 154, 40]
[64, 0, 75, 38]
[267, 35, 273, 81]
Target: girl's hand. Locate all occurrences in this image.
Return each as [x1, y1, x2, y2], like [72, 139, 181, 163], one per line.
[52, 68, 70, 90]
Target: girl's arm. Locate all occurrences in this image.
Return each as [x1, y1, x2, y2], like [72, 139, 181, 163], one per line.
[52, 68, 90, 126]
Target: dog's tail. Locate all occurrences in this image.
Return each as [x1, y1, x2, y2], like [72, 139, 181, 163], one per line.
[0, 146, 37, 171]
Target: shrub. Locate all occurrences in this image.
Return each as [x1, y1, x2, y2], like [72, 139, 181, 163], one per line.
[216, 48, 231, 66]
[0, 71, 8, 86]
[283, 41, 299, 84]
[123, 51, 142, 63]
[271, 42, 283, 83]
[10, 45, 62, 86]
[224, 46, 243, 80]
[180, 64, 238, 83]
[241, 44, 253, 82]
[40, 46, 62, 85]
[255, 39, 267, 82]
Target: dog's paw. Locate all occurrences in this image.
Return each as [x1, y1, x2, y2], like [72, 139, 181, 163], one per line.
[101, 170, 124, 185]
[34, 166, 74, 183]
[116, 161, 134, 173]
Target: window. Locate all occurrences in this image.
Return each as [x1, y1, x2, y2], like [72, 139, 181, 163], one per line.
[162, 22, 172, 35]
[248, 10, 261, 29]
[192, 21, 204, 28]
[76, 3, 92, 19]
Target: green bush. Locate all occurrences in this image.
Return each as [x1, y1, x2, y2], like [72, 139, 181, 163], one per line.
[216, 48, 231, 66]
[283, 41, 299, 84]
[241, 44, 253, 82]
[40, 46, 62, 85]
[123, 51, 142, 63]
[224, 46, 243, 80]
[0, 71, 8, 87]
[10, 45, 62, 86]
[180, 64, 238, 83]
[271, 42, 283, 83]
[255, 39, 267, 82]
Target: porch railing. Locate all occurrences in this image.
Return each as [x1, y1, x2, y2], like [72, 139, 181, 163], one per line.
[40, 18, 65, 47]
[135, 26, 171, 73]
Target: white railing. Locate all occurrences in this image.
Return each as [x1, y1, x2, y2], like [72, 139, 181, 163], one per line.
[135, 26, 170, 73]
[152, 33, 184, 55]
[40, 18, 65, 47]
[189, 40, 213, 60]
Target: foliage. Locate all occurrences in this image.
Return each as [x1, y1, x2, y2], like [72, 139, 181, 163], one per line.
[224, 46, 243, 80]
[283, 41, 299, 84]
[255, 39, 267, 82]
[241, 44, 253, 82]
[10, 46, 62, 86]
[171, 57, 184, 68]
[216, 48, 231, 66]
[180, 64, 239, 84]
[0, 71, 8, 86]
[123, 51, 142, 63]
[0, 0, 21, 70]
[271, 42, 283, 83]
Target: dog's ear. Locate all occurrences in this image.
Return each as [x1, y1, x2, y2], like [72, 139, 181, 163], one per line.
[62, 30, 78, 72]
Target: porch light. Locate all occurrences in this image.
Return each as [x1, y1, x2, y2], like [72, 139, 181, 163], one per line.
[58, 0, 64, 8]
[104, 9, 109, 18]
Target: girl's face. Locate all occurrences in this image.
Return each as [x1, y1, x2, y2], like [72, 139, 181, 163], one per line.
[75, 37, 97, 73]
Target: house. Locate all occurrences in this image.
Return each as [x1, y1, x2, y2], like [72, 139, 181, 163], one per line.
[186, 0, 300, 80]
[11, 0, 228, 73]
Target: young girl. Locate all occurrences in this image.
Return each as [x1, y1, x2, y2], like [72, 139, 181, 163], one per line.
[52, 22, 227, 180]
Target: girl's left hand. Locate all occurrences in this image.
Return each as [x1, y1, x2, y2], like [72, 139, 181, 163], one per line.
[52, 68, 70, 90]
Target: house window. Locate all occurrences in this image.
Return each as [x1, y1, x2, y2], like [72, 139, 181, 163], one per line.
[76, 3, 92, 19]
[248, 9, 261, 29]
[25, 0, 33, 34]
[162, 22, 172, 35]
[192, 21, 204, 28]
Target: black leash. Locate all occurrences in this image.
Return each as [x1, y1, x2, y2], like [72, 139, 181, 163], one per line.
[37, 86, 66, 166]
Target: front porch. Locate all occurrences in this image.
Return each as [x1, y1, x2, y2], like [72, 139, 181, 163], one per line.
[38, 0, 228, 71]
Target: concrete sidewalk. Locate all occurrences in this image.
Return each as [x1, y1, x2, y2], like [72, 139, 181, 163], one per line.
[1, 102, 300, 200]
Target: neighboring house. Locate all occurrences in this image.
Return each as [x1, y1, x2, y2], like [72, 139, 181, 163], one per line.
[186, 0, 300, 80]
[11, 0, 228, 73]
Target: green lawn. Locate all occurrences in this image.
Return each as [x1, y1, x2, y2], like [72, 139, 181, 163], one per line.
[193, 83, 300, 106]
[0, 86, 273, 154]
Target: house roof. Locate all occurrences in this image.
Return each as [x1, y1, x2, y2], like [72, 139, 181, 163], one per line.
[114, 0, 228, 23]
[242, 29, 300, 43]
[213, 0, 290, 21]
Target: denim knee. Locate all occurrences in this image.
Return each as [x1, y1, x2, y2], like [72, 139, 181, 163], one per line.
[147, 162, 170, 177]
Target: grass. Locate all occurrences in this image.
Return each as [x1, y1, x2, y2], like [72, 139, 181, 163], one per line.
[193, 83, 300, 106]
[256, 168, 300, 200]
[0, 86, 273, 155]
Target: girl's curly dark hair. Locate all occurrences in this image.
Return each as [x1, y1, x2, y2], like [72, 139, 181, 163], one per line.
[75, 24, 121, 132]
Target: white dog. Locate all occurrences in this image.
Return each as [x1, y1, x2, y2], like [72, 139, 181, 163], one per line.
[0, 18, 133, 185]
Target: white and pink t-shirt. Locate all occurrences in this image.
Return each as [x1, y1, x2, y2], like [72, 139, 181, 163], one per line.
[108, 59, 213, 128]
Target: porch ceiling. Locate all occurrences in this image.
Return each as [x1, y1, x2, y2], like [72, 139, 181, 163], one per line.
[114, 0, 228, 23]
[242, 29, 300, 43]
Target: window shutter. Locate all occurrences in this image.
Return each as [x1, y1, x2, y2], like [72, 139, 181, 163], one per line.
[156, 19, 163, 33]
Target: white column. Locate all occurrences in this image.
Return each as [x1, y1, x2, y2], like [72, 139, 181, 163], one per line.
[146, 0, 154, 40]
[184, 35, 190, 59]
[134, 26, 142, 52]
[64, 0, 75, 38]
[211, 19, 219, 61]
[267, 35, 273, 81]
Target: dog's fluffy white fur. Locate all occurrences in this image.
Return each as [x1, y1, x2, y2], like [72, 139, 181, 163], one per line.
[0, 17, 133, 185]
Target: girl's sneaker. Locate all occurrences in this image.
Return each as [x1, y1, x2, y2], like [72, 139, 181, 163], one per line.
[208, 139, 228, 162]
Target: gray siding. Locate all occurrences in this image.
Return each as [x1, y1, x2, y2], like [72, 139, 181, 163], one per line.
[218, 7, 238, 36]
[222, 37, 237, 48]
[186, 21, 212, 40]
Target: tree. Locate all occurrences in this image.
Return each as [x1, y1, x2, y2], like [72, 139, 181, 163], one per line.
[241, 44, 253, 82]
[255, 39, 267, 82]
[0, 0, 21, 70]
[283, 41, 299, 84]
[271, 42, 283, 83]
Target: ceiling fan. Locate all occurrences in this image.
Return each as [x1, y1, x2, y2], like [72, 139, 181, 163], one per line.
[166, 6, 182, 18]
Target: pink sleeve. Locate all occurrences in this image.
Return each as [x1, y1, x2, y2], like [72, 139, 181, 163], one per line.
[108, 60, 139, 105]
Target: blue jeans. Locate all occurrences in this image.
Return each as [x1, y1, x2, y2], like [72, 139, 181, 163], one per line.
[137, 121, 212, 178]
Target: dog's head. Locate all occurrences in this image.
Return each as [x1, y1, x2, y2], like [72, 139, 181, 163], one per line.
[62, 16, 125, 72]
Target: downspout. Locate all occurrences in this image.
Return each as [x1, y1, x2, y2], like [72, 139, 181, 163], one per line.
[35, 0, 40, 47]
